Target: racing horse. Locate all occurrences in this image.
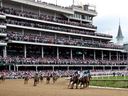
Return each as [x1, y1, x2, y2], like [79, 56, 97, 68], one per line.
[0, 74, 5, 83]
[52, 72, 59, 84]
[39, 74, 44, 83]
[33, 73, 39, 86]
[79, 75, 91, 88]
[68, 75, 79, 89]
[52, 75, 59, 84]
[24, 75, 29, 84]
[46, 73, 51, 84]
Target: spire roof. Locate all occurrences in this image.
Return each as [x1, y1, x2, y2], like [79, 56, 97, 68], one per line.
[116, 24, 124, 40]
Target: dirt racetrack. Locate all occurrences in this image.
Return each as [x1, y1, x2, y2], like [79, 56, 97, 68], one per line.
[0, 78, 128, 96]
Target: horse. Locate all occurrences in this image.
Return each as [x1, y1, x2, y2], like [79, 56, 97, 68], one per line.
[39, 74, 44, 83]
[0, 74, 6, 83]
[68, 75, 79, 89]
[24, 75, 29, 84]
[79, 75, 92, 88]
[52, 75, 58, 84]
[33, 73, 39, 86]
[46, 75, 50, 84]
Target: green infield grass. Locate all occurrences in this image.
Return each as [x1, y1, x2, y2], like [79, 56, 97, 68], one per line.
[90, 76, 128, 88]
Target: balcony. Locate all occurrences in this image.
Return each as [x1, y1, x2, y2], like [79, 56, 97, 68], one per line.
[7, 23, 112, 40]
[0, 41, 7, 46]
[73, 5, 97, 16]
[6, 14, 96, 31]
[0, 14, 6, 19]
[0, 33, 7, 37]
[11, 0, 74, 14]
[0, 25, 7, 29]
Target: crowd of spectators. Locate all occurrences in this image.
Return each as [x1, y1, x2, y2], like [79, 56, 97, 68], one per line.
[6, 19, 96, 36]
[6, 18, 112, 38]
[0, 40, 6, 43]
[7, 31, 123, 49]
[0, 20, 6, 25]
[0, 7, 112, 38]
[0, 70, 74, 79]
[0, 56, 128, 66]
[0, 70, 128, 79]
[1, 7, 97, 29]
[0, 28, 6, 33]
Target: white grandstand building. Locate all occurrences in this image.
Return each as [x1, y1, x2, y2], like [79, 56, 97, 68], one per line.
[0, 0, 128, 71]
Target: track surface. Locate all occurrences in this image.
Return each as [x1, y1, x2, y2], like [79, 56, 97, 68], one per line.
[0, 78, 128, 96]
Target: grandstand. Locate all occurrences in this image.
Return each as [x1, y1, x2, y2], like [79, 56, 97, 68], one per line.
[0, 0, 128, 72]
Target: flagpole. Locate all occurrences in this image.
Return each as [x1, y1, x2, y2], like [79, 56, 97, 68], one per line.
[56, 0, 57, 5]
[73, 0, 74, 8]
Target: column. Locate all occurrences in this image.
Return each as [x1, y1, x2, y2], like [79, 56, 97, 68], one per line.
[38, 7, 41, 16]
[83, 52, 85, 60]
[0, 0, 3, 7]
[109, 51, 111, 60]
[55, 34, 57, 39]
[42, 46, 44, 58]
[9, 65, 11, 71]
[14, 65, 16, 71]
[80, 20, 82, 24]
[116, 52, 118, 61]
[103, 66, 105, 71]
[118, 66, 120, 71]
[54, 12, 57, 20]
[81, 67, 82, 71]
[118, 53, 120, 61]
[24, 45, 26, 58]
[127, 53, 128, 60]
[83, 49, 85, 60]
[68, 18, 70, 22]
[81, 37, 83, 41]
[57, 47, 59, 59]
[35, 66, 38, 72]
[3, 46, 7, 58]
[16, 66, 19, 71]
[111, 66, 112, 71]
[53, 66, 54, 71]
[22, 29, 24, 35]
[67, 66, 69, 71]
[39, 32, 41, 36]
[70, 49, 73, 60]
[94, 50, 96, 60]
[123, 54, 124, 61]
[93, 66, 94, 71]
[101, 50, 104, 60]
[69, 36, 71, 40]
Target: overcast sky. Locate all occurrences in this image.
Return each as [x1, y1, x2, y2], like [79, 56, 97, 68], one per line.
[40, 0, 128, 43]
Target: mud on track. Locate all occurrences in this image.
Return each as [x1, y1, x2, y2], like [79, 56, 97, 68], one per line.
[0, 78, 128, 96]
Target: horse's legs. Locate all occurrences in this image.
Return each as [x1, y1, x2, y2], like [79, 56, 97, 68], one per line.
[53, 80, 55, 84]
[80, 82, 82, 89]
[47, 80, 49, 84]
[76, 82, 78, 89]
[68, 81, 71, 88]
[71, 82, 74, 89]
[83, 83, 86, 88]
[33, 81, 36, 86]
[87, 82, 90, 87]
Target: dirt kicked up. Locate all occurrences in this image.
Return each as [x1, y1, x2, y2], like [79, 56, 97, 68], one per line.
[0, 78, 128, 96]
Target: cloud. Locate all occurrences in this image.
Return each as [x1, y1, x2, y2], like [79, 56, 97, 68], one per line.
[94, 15, 128, 43]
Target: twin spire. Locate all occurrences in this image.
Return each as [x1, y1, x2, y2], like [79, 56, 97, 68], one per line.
[116, 20, 124, 45]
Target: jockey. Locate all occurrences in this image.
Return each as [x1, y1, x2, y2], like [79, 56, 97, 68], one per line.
[73, 71, 78, 77]
[82, 71, 88, 77]
[78, 71, 84, 79]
